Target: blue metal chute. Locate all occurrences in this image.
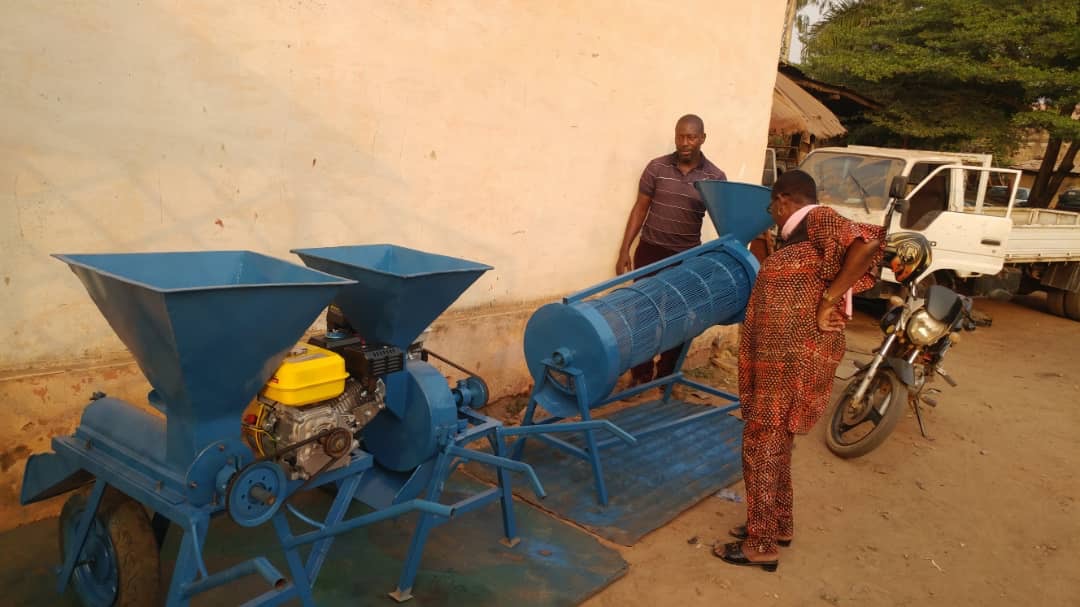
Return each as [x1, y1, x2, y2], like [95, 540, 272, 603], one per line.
[51, 251, 355, 468]
[291, 245, 492, 351]
[696, 180, 775, 245]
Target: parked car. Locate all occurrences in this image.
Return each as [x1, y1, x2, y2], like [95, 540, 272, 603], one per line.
[1057, 189, 1080, 212]
[986, 185, 1029, 206]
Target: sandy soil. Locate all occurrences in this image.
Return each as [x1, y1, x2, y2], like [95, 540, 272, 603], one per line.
[577, 294, 1080, 607]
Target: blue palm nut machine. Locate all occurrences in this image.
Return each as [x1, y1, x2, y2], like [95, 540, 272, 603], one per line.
[509, 182, 773, 505]
[20, 247, 544, 606]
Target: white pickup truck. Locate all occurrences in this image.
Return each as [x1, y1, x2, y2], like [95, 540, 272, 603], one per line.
[798, 145, 1080, 320]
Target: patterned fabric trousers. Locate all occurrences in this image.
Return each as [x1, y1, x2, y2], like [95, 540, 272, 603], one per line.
[742, 420, 795, 554]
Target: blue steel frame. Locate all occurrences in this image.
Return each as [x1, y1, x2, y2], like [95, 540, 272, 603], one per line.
[506, 238, 755, 506]
[27, 246, 544, 605]
[41, 399, 543, 606]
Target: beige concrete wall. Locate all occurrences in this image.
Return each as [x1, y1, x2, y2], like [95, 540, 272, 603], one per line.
[0, 0, 784, 527]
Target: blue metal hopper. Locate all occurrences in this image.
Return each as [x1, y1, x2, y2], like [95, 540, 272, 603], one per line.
[291, 245, 492, 350]
[696, 180, 775, 245]
[53, 251, 355, 468]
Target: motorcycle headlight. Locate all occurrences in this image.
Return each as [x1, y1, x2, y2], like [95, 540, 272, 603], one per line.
[906, 309, 949, 346]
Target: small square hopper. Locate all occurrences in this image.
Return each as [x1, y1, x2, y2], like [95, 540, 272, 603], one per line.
[291, 245, 492, 350]
[696, 180, 775, 245]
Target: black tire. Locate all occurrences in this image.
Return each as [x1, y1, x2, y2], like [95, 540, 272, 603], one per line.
[1063, 291, 1080, 321]
[1046, 289, 1066, 317]
[59, 486, 161, 607]
[825, 370, 909, 458]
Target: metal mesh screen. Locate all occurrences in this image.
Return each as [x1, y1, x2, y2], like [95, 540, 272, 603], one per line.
[580, 249, 751, 373]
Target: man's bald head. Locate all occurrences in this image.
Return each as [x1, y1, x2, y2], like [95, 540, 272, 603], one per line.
[674, 114, 706, 164]
[676, 114, 705, 133]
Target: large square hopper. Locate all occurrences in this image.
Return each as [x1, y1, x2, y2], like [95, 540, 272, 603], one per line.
[54, 251, 355, 468]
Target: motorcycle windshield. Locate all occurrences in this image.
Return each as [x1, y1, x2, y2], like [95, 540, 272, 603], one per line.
[925, 284, 962, 322]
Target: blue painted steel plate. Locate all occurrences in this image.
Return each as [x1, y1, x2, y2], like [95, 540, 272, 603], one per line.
[363, 361, 457, 472]
[523, 303, 621, 417]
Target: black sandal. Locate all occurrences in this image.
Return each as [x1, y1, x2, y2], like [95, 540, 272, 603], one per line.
[713, 541, 779, 572]
[728, 524, 792, 547]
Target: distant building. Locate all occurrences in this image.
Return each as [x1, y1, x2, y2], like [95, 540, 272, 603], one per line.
[769, 63, 881, 171]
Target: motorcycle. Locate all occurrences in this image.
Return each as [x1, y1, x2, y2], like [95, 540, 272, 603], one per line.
[825, 231, 977, 458]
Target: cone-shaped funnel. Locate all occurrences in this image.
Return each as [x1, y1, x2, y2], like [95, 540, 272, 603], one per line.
[696, 180, 775, 245]
[291, 245, 492, 349]
[54, 251, 355, 468]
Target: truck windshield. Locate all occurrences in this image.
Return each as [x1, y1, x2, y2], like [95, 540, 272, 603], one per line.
[799, 152, 905, 211]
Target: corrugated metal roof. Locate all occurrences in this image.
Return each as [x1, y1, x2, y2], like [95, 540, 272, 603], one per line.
[771, 71, 847, 139]
[1010, 159, 1080, 175]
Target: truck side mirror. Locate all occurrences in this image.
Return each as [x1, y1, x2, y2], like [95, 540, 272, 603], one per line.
[897, 199, 910, 218]
[889, 175, 908, 199]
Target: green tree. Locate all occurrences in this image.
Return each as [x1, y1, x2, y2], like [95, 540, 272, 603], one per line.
[782, 0, 843, 61]
[802, 0, 1080, 207]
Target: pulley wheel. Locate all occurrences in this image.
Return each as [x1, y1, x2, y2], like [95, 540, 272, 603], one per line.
[226, 461, 287, 528]
[322, 427, 353, 460]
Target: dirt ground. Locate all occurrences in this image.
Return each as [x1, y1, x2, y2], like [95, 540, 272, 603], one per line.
[575, 293, 1080, 607]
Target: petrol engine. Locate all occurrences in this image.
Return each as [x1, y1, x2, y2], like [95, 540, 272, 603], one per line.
[243, 335, 405, 481]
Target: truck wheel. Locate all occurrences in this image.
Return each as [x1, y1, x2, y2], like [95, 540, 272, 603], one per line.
[1047, 289, 1066, 317]
[1064, 291, 1080, 321]
[59, 487, 161, 607]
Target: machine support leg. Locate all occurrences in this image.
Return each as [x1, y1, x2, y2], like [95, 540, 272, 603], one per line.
[661, 341, 694, 403]
[491, 432, 520, 545]
[303, 474, 363, 585]
[56, 478, 108, 593]
[273, 514, 317, 607]
[166, 515, 210, 607]
[391, 449, 455, 602]
[578, 406, 609, 506]
[509, 388, 541, 460]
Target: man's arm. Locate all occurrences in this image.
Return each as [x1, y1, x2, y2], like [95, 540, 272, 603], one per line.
[616, 192, 653, 275]
[817, 237, 883, 332]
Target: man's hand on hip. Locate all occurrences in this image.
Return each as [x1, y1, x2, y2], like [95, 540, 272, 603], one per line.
[817, 302, 846, 333]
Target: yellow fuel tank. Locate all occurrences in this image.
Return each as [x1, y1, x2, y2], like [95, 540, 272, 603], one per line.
[261, 343, 348, 406]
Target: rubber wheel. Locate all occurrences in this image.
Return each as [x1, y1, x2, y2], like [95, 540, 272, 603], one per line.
[1046, 289, 1066, 317]
[59, 487, 161, 607]
[1064, 291, 1080, 321]
[825, 370, 909, 459]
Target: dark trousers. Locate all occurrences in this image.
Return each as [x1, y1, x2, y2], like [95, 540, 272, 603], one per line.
[629, 240, 687, 383]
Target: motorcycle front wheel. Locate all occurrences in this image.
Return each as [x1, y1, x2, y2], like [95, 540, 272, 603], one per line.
[825, 370, 908, 458]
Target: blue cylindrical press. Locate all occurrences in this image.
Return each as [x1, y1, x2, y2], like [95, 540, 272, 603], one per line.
[522, 180, 773, 417]
[523, 236, 759, 415]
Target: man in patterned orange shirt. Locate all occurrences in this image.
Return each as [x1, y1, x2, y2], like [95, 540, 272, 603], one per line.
[715, 170, 885, 571]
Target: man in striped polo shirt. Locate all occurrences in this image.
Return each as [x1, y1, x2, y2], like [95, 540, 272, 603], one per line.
[615, 114, 727, 387]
